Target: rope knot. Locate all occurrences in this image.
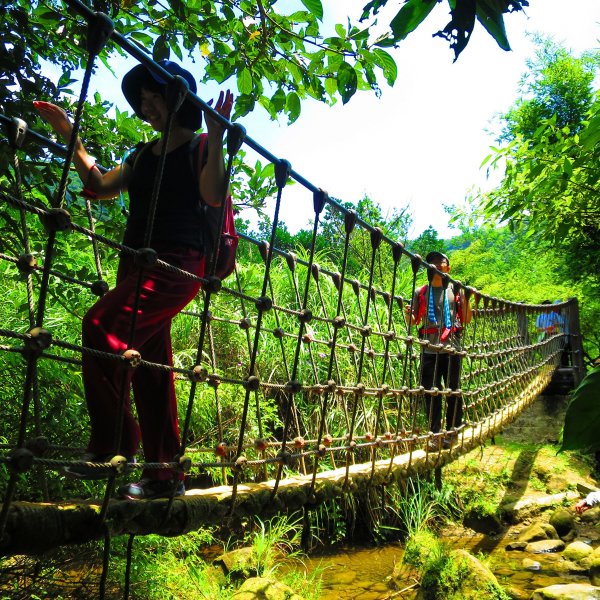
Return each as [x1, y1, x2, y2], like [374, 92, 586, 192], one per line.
[17, 253, 37, 276]
[134, 247, 157, 268]
[25, 436, 50, 457]
[285, 380, 302, 394]
[176, 455, 192, 473]
[91, 279, 109, 297]
[299, 309, 312, 324]
[238, 317, 251, 330]
[122, 348, 141, 367]
[24, 327, 52, 358]
[40, 208, 72, 233]
[322, 433, 333, 447]
[233, 456, 247, 471]
[207, 374, 221, 388]
[190, 365, 208, 382]
[244, 375, 260, 391]
[255, 296, 272, 312]
[8, 448, 34, 474]
[276, 449, 292, 466]
[332, 316, 345, 329]
[205, 276, 222, 293]
[214, 442, 228, 458]
[254, 438, 268, 452]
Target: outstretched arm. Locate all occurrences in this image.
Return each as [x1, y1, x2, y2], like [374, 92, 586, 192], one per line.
[460, 290, 472, 325]
[33, 101, 126, 200]
[199, 90, 234, 207]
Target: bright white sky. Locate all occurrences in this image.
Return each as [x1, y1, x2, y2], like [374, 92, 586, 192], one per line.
[90, 0, 599, 239]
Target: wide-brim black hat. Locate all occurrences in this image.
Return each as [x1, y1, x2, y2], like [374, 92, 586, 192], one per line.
[121, 59, 203, 131]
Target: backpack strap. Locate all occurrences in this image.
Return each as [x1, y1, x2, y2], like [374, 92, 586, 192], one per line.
[189, 133, 208, 200]
[416, 285, 428, 326]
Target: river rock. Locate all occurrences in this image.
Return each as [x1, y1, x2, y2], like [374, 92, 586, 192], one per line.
[557, 559, 590, 575]
[215, 547, 256, 577]
[518, 523, 559, 543]
[450, 549, 505, 599]
[506, 541, 529, 551]
[549, 509, 575, 537]
[530, 583, 600, 599]
[579, 506, 600, 523]
[590, 548, 600, 586]
[232, 577, 304, 600]
[526, 539, 565, 553]
[522, 558, 542, 571]
[562, 541, 593, 562]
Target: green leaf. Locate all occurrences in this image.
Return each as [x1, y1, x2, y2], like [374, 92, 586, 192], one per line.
[130, 31, 154, 47]
[476, 0, 511, 51]
[286, 91, 301, 124]
[389, 0, 436, 42]
[562, 157, 573, 177]
[300, 0, 323, 22]
[372, 49, 397, 86]
[560, 367, 600, 453]
[153, 35, 169, 61]
[237, 68, 253, 95]
[337, 62, 358, 104]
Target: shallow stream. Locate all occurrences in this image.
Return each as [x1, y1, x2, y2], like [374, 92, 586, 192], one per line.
[296, 526, 595, 599]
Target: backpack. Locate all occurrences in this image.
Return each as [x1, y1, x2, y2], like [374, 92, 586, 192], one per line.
[191, 134, 239, 280]
[129, 135, 239, 280]
[415, 284, 464, 341]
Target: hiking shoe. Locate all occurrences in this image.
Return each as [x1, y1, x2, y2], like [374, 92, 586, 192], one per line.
[442, 432, 458, 449]
[117, 478, 185, 500]
[427, 438, 442, 452]
[64, 454, 135, 480]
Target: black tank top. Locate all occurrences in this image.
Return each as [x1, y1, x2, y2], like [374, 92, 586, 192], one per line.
[123, 139, 205, 250]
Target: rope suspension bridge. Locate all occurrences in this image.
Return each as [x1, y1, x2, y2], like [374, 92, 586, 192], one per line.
[0, 1, 586, 594]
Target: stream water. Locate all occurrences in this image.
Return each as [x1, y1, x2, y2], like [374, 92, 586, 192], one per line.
[295, 526, 595, 599]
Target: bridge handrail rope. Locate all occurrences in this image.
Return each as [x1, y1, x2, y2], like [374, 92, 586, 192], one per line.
[0, 2, 585, 594]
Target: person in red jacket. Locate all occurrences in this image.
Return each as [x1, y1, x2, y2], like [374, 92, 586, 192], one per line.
[406, 251, 471, 449]
[34, 60, 233, 499]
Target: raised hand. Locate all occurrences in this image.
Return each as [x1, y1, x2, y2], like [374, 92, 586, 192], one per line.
[205, 90, 234, 138]
[33, 101, 74, 141]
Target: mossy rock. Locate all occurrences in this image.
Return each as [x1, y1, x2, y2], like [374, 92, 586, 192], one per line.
[215, 546, 257, 578]
[416, 548, 508, 600]
[562, 541, 593, 562]
[451, 550, 507, 600]
[525, 539, 565, 553]
[232, 577, 304, 600]
[590, 550, 600, 586]
[530, 583, 600, 599]
[517, 522, 558, 543]
[549, 508, 575, 537]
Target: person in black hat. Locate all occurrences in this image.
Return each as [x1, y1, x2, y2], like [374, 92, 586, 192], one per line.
[34, 60, 233, 499]
[406, 251, 472, 450]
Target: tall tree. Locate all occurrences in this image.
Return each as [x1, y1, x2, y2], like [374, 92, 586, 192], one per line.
[477, 40, 600, 287]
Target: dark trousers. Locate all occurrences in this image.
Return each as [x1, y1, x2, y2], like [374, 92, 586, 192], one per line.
[82, 247, 204, 480]
[420, 352, 463, 433]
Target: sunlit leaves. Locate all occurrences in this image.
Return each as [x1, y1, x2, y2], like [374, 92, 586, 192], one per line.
[389, 0, 436, 43]
[476, 0, 511, 51]
[300, 0, 323, 22]
[372, 49, 397, 86]
[237, 68, 253, 95]
[362, 0, 528, 60]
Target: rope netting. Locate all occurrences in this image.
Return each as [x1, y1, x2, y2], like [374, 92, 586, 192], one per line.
[0, 0, 584, 571]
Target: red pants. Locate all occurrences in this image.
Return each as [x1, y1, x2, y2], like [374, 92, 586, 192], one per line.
[82, 246, 204, 480]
